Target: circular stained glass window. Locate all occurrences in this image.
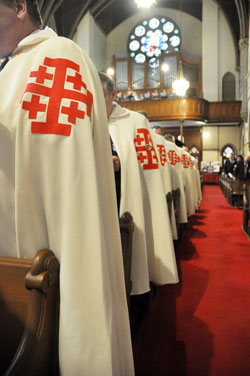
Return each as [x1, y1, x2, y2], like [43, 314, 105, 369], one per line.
[149, 18, 160, 29]
[149, 57, 159, 69]
[170, 35, 180, 47]
[129, 40, 140, 51]
[135, 25, 146, 37]
[163, 21, 174, 33]
[128, 16, 181, 64]
[135, 53, 146, 63]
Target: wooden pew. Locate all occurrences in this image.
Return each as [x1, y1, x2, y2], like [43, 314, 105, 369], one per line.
[172, 188, 181, 238]
[119, 212, 134, 309]
[219, 176, 250, 207]
[243, 184, 250, 236]
[166, 192, 173, 221]
[172, 188, 180, 222]
[0, 249, 60, 376]
[230, 179, 244, 207]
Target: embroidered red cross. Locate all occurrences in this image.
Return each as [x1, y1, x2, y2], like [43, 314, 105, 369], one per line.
[61, 101, 85, 123]
[22, 94, 46, 119]
[157, 144, 167, 166]
[30, 65, 53, 84]
[168, 150, 180, 166]
[188, 156, 193, 168]
[134, 128, 158, 170]
[22, 57, 93, 136]
[67, 72, 86, 91]
[181, 154, 190, 168]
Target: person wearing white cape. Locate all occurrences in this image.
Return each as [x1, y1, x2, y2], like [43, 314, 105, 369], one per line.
[164, 139, 188, 225]
[0, 1, 134, 375]
[99, 72, 179, 297]
[152, 131, 178, 240]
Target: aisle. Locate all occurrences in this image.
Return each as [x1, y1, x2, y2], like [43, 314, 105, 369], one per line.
[133, 185, 250, 376]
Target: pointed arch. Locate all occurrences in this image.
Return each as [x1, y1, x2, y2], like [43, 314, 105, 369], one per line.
[222, 72, 236, 101]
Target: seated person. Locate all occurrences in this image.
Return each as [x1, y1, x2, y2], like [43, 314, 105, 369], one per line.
[233, 155, 244, 181]
[244, 155, 250, 180]
[223, 153, 236, 178]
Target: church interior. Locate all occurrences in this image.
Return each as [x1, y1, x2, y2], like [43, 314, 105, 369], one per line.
[0, 0, 250, 375]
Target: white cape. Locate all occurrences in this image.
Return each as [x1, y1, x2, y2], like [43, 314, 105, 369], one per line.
[164, 141, 188, 224]
[153, 133, 178, 240]
[109, 104, 179, 295]
[178, 148, 196, 216]
[0, 28, 134, 376]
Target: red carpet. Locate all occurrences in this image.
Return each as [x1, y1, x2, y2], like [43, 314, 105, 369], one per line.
[133, 185, 250, 376]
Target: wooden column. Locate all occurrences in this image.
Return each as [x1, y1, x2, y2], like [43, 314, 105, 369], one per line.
[180, 119, 184, 142]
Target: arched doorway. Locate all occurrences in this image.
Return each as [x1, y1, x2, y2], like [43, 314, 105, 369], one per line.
[221, 144, 237, 170]
[222, 72, 236, 101]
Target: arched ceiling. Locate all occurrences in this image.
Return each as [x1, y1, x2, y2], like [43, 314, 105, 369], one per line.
[43, 0, 248, 59]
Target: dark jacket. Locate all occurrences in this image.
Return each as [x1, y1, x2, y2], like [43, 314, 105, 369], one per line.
[233, 160, 244, 181]
[224, 158, 236, 177]
[244, 161, 250, 180]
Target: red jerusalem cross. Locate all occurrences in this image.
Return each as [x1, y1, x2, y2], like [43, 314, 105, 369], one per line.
[134, 128, 159, 170]
[189, 156, 193, 168]
[181, 154, 190, 168]
[168, 150, 179, 166]
[157, 144, 167, 166]
[22, 57, 93, 136]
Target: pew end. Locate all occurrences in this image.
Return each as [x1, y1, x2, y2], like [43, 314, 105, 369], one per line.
[166, 192, 173, 221]
[119, 212, 134, 309]
[0, 249, 60, 376]
[243, 184, 250, 237]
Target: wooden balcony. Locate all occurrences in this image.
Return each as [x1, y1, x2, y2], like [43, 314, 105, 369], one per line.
[120, 98, 242, 124]
[208, 101, 242, 123]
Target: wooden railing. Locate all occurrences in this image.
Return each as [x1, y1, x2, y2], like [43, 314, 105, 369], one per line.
[120, 99, 242, 123]
[208, 101, 242, 123]
[219, 175, 250, 207]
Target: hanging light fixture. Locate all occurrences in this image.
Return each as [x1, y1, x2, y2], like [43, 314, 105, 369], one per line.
[135, 0, 156, 8]
[161, 63, 169, 72]
[172, 0, 189, 97]
[172, 61, 190, 97]
[106, 67, 115, 76]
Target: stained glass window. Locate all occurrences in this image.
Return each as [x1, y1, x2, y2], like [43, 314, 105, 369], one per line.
[223, 146, 234, 157]
[190, 146, 199, 154]
[128, 16, 181, 67]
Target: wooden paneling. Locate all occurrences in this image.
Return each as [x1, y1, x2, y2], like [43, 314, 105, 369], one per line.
[120, 99, 242, 123]
[208, 101, 242, 123]
[121, 98, 209, 122]
[162, 127, 202, 166]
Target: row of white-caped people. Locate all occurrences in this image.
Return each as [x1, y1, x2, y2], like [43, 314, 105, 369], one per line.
[100, 72, 202, 296]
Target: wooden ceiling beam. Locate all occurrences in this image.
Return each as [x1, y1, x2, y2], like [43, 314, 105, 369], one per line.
[40, 0, 64, 25]
[93, 0, 114, 19]
[90, 0, 114, 18]
[234, 0, 249, 39]
[68, 0, 93, 39]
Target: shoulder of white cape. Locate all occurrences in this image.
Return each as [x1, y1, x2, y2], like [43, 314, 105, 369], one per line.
[153, 133, 165, 144]
[110, 103, 148, 123]
[14, 27, 88, 64]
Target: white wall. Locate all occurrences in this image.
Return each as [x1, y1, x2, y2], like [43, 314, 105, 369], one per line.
[106, 8, 202, 66]
[218, 8, 239, 100]
[202, 0, 238, 101]
[73, 12, 107, 71]
[202, 125, 241, 164]
[202, 0, 219, 101]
